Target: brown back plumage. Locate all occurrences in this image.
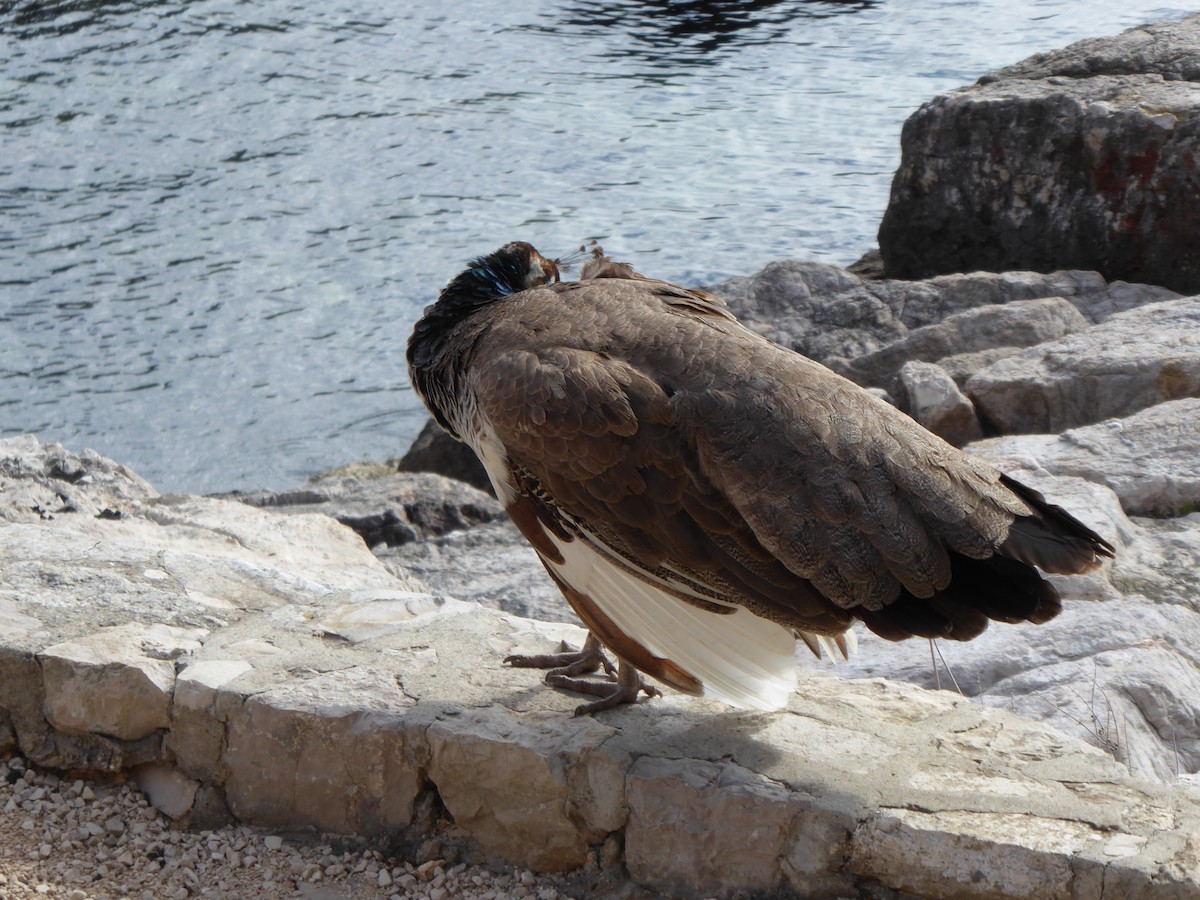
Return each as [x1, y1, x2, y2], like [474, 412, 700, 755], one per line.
[457, 268, 1113, 645]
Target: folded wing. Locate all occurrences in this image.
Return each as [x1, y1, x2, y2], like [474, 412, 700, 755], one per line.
[467, 278, 1112, 708]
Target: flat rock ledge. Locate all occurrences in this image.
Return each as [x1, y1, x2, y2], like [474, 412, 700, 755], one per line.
[3, 437, 1200, 898]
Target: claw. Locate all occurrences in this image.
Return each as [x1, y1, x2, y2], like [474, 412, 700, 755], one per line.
[504, 633, 657, 715]
[549, 662, 662, 716]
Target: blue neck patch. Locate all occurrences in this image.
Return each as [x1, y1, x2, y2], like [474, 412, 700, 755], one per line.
[470, 266, 515, 298]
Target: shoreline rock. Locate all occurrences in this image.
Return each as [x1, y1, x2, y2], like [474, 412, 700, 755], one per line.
[8, 267, 1193, 896]
[878, 13, 1200, 293]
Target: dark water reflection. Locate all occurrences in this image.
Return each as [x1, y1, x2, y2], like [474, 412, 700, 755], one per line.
[539, 0, 879, 66]
[0, 0, 1189, 493]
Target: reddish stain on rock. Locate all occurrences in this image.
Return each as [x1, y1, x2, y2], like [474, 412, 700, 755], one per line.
[1092, 141, 1160, 197]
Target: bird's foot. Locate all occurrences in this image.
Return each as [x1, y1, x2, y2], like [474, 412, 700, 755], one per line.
[504, 633, 616, 679]
[504, 634, 659, 715]
[547, 661, 662, 716]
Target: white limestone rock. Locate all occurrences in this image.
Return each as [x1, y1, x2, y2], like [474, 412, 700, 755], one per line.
[426, 706, 620, 872]
[969, 398, 1200, 516]
[134, 763, 200, 819]
[0, 597, 44, 643]
[848, 295, 1090, 388]
[898, 360, 984, 446]
[821, 523, 1200, 781]
[709, 263, 1123, 365]
[317, 589, 477, 644]
[39, 624, 206, 742]
[966, 297, 1200, 433]
[0, 436, 420, 773]
[4, 399, 1200, 898]
[221, 666, 421, 837]
[607, 671, 1194, 898]
[168, 659, 254, 785]
[851, 808, 1102, 899]
[0, 433, 157, 523]
[626, 756, 847, 897]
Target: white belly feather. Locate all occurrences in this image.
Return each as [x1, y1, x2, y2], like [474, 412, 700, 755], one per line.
[545, 530, 799, 711]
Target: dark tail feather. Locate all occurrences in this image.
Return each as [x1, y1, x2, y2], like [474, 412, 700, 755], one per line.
[998, 474, 1116, 575]
[857, 549, 1061, 643]
[847, 475, 1108, 644]
[858, 596, 962, 642]
[947, 552, 1062, 625]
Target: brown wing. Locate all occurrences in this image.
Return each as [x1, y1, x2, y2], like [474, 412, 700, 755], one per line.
[469, 277, 1111, 643]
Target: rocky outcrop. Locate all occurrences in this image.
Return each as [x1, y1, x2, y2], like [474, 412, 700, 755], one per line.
[223, 468, 561, 620]
[707, 262, 1190, 440]
[967, 297, 1200, 433]
[896, 361, 983, 446]
[707, 263, 1149, 364]
[827, 482, 1200, 784]
[971, 398, 1200, 517]
[878, 14, 1200, 293]
[231, 469, 504, 547]
[0, 435, 157, 522]
[692, 256, 1194, 443]
[845, 295, 1090, 390]
[5, 435, 1200, 898]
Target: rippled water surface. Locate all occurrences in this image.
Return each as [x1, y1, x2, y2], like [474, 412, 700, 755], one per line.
[2, 0, 1191, 492]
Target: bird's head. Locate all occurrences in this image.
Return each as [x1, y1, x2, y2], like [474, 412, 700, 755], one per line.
[409, 242, 561, 388]
[447, 241, 561, 306]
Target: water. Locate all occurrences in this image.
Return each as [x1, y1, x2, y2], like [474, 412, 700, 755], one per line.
[2, 0, 1191, 493]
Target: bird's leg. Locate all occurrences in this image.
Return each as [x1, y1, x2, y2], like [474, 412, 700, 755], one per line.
[547, 659, 662, 717]
[504, 631, 616, 678]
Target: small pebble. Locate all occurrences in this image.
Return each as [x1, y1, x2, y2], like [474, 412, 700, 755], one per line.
[417, 858, 442, 880]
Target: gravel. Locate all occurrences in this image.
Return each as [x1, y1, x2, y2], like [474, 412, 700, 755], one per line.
[0, 755, 623, 900]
